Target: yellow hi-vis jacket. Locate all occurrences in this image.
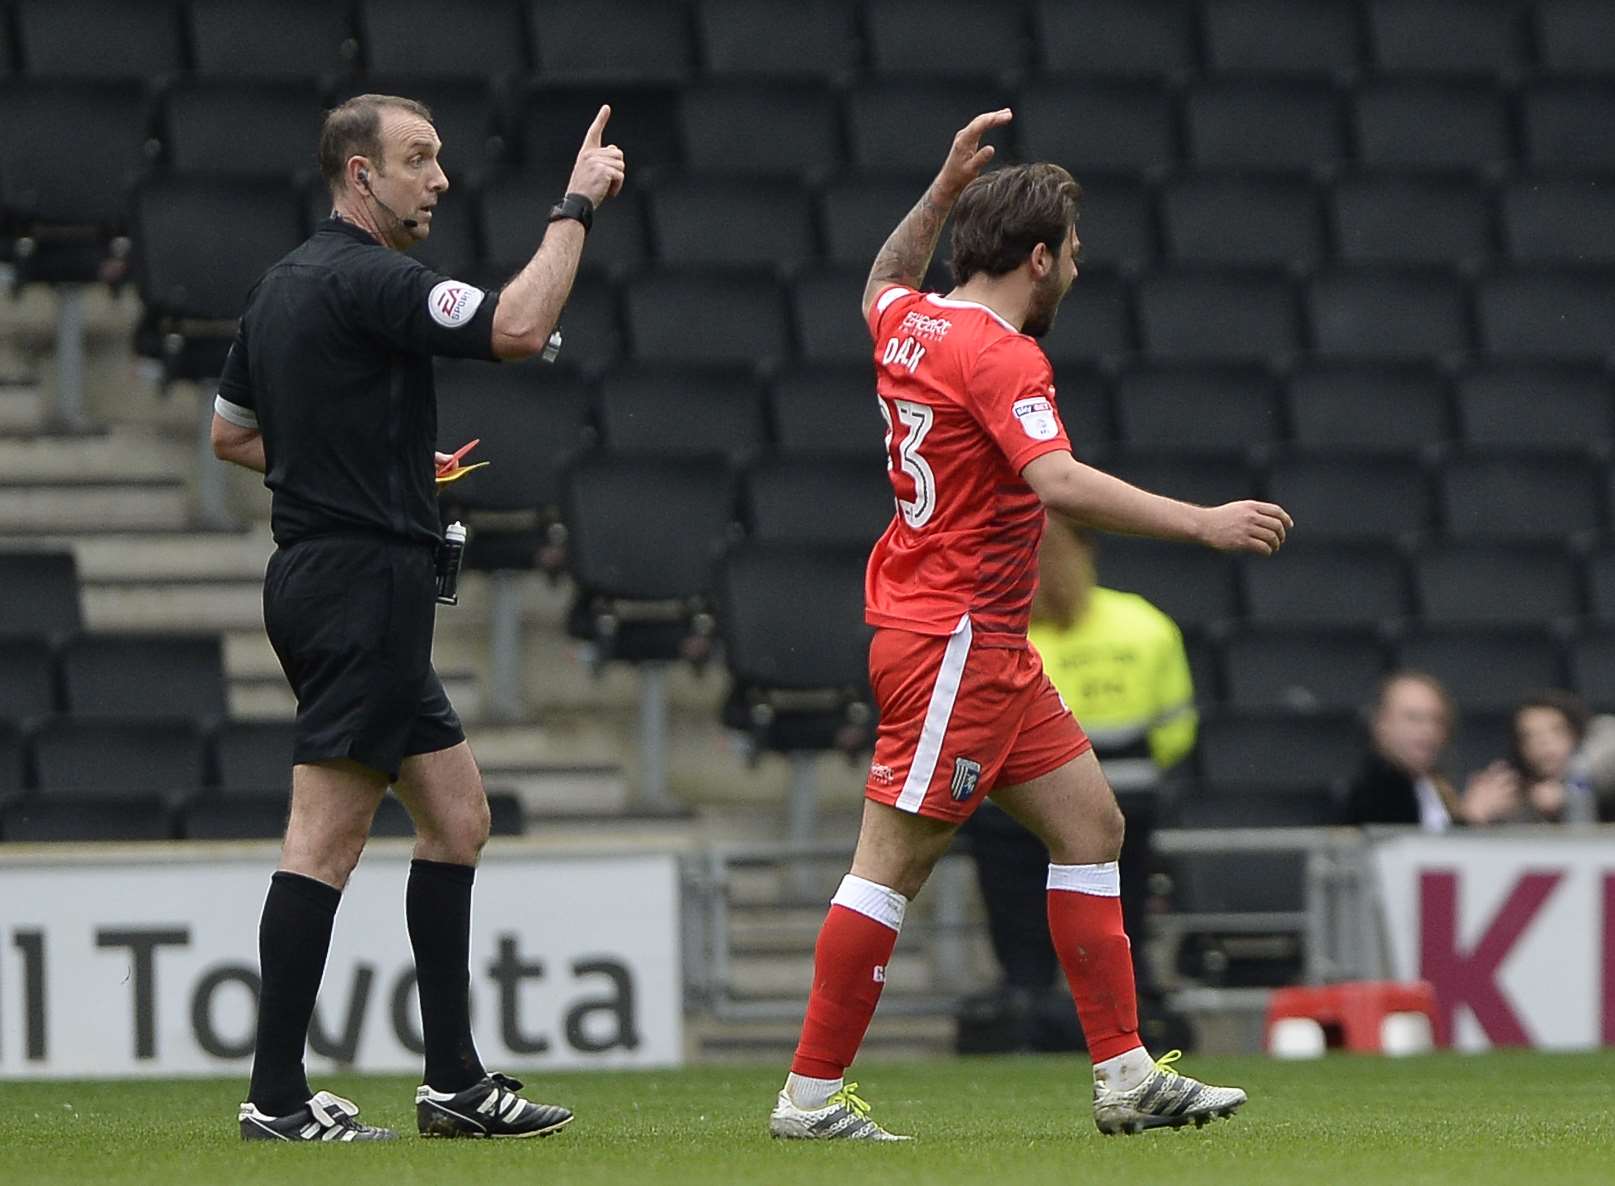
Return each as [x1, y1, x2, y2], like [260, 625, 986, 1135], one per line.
[1028, 586, 1197, 789]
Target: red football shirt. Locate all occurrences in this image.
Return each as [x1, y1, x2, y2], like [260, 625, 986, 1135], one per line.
[863, 283, 1072, 649]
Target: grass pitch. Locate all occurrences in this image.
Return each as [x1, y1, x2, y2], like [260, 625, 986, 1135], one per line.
[2, 1051, 1612, 1186]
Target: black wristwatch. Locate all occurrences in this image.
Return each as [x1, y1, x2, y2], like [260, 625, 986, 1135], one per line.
[548, 192, 595, 233]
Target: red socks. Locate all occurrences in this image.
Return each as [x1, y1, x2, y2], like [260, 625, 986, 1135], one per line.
[1047, 861, 1143, 1064]
[790, 875, 907, 1080]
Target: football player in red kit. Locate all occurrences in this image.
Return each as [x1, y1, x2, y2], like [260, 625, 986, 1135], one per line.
[769, 110, 1292, 1141]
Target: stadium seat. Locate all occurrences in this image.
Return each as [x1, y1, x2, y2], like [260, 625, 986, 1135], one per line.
[543, 275, 622, 374]
[1137, 271, 1300, 363]
[393, 197, 480, 279]
[162, 81, 326, 182]
[0, 81, 152, 282]
[794, 269, 880, 367]
[1112, 367, 1281, 453]
[1202, 0, 1363, 78]
[1017, 79, 1179, 175]
[1587, 549, 1615, 623]
[0, 637, 56, 724]
[1522, 82, 1615, 172]
[1166, 850, 1307, 916]
[1050, 366, 1114, 453]
[1535, 0, 1615, 76]
[1240, 541, 1412, 626]
[1307, 270, 1468, 362]
[32, 717, 206, 794]
[743, 458, 894, 550]
[648, 179, 815, 270]
[1219, 626, 1389, 713]
[1366, 0, 1524, 77]
[626, 271, 788, 366]
[1285, 365, 1452, 453]
[1396, 627, 1565, 714]
[214, 720, 298, 793]
[1068, 175, 1155, 275]
[1455, 366, 1612, 451]
[1477, 271, 1615, 363]
[1265, 454, 1431, 541]
[1108, 449, 1259, 508]
[0, 550, 82, 641]
[718, 544, 873, 752]
[864, 0, 1027, 79]
[696, 0, 859, 80]
[1569, 630, 1615, 713]
[1331, 173, 1493, 270]
[359, 0, 526, 79]
[1439, 708, 1511, 784]
[1185, 81, 1345, 173]
[1353, 81, 1510, 172]
[189, 0, 357, 81]
[1501, 179, 1615, 267]
[820, 172, 935, 270]
[598, 368, 767, 463]
[1438, 452, 1603, 541]
[1096, 538, 1239, 630]
[15, 0, 182, 81]
[847, 83, 1015, 174]
[1039, 270, 1134, 368]
[1184, 627, 1222, 706]
[60, 634, 227, 722]
[679, 85, 842, 179]
[1033, 0, 1196, 79]
[482, 173, 646, 281]
[528, 0, 694, 84]
[0, 722, 24, 801]
[2, 798, 174, 842]
[1175, 786, 1341, 828]
[1161, 174, 1324, 271]
[769, 367, 884, 460]
[180, 795, 288, 840]
[1198, 711, 1362, 792]
[515, 84, 683, 173]
[1413, 542, 1582, 625]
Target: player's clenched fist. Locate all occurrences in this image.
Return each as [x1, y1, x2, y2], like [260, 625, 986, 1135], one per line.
[1197, 500, 1294, 555]
[566, 104, 626, 208]
[936, 108, 1013, 197]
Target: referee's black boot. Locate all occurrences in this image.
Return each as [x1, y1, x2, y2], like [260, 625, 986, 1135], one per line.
[239, 1090, 398, 1142]
[415, 1072, 574, 1139]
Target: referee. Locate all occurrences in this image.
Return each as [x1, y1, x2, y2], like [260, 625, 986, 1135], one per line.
[211, 94, 624, 1142]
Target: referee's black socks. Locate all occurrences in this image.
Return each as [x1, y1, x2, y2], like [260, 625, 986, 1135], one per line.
[407, 858, 487, 1093]
[248, 870, 341, 1116]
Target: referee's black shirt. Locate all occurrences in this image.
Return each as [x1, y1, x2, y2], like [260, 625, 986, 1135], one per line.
[214, 216, 502, 548]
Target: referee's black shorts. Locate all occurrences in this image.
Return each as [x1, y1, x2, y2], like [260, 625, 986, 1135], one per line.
[263, 533, 464, 782]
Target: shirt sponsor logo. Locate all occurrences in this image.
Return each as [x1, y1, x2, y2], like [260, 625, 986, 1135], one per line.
[1012, 395, 1059, 441]
[428, 279, 485, 328]
[899, 310, 952, 340]
[950, 756, 983, 801]
[869, 762, 896, 786]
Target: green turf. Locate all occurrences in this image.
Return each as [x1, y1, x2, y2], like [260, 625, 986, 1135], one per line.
[2, 1052, 1612, 1186]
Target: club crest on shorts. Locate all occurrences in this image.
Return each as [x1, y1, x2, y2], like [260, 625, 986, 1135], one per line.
[950, 756, 983, 801]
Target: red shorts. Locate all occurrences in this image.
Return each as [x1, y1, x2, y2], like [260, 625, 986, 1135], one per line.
[864, 617, 1092, 823]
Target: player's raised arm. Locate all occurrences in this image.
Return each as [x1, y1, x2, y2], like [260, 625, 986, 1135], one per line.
[1022, 451, 1294, 556]
[861, 108, 1013, 320]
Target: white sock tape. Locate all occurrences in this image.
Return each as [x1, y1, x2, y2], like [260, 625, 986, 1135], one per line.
[831, 873, 908, 932]
[1047, 861, 1121, 897]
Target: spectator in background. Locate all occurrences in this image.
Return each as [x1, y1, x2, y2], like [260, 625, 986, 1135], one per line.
[1461, 691, 1598, 825]
[958, 517, 1195, 1052]
[1345, 671, 1465, 831]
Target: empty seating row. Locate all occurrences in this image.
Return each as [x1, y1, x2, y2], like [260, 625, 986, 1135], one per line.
[0, 631, 227, 724]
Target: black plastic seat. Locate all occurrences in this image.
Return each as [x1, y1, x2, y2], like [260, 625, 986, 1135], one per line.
[1033, 0, 1196, 79]
[0, 550, 81, 641]
[1069, 175, 1155, 274]
[648, 179, 815, 269]
[1219, 626, 1388, 713]
[1535, 1, 1615, 76]
[1166, 850, 1307, 913]
[1353, 80, 1510, 172]
[794, 269, 879, 367]
[769, 367, 885, 460]
[1414, 542, 1582, 626]
[847, 83, 1014, 174]
[598, 368, 767, 464]
[1439, 452, 1603, 541]
[1177, 786, 1341, 828]
[1308, 270, 1468, 362]
[1096, 539, 1239, 630]
[181, 795, 287, 840]
[33, 717, 206, 794]
[516, 84, 682, 173]
[1569, 630, 1615, 713]
[626, 271, 788, 366]
[1286, 365, 1452, 454]
[679, 85, 841, 179]
[1185, 81, 1345, 173]
[3, 799, 174, 842]
[1162, 175, 1323, 271]
[1478, 270, 1615, 363]
[1241, 542, 1411, 627]
[865, 0, 1027, 79]
[1502, 179, 1615, 268]
[359, 0, 526, 79]
[1108, 449, 1259, 508]
[1202, 0, 1362, 78]
[0, 722, 25, 801]
[60, 634, 227, 723]
[1019, 81, 1176, 175]
[1052, 366, 1115, 453]
[744, 458, 894, 550]
[16, 0, 183, 80]
[483, 173, 645, 281]
[1198, 710, 1361, 792]
[1398, 627, 1565, 714]
[1039, 270, 1134, 368]
[1112, 367, 1280, 453]
[544, 275, 622, 374]
[1523, 83, 1615, 172]
[820, 172, 934, 270]
[1265, 454, 1431, 541]
[1331, 173, 1492, 270]
[1444, 709, 1513, 785]
[1367, 0, 1524, 77]
[1586, 549, 1615, 623]
[0, 637, 57, 724]
[528, 0, 694, 83]
[164, 80, 326, 182]
[214, 719, 298, 794]
[1455, 366, 1612, 452]
[189, 0, 357, 81]
[697, 0, 859, 80]
[1137, 271, 1299, 363]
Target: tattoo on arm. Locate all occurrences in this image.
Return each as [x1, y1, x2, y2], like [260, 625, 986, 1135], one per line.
[868, 184, 952, 295]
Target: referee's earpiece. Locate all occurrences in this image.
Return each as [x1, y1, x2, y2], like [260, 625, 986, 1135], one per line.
[355, 166, 418, 230]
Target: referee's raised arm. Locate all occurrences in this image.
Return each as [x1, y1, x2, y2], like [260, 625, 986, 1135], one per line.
[490, 104, 626, 360]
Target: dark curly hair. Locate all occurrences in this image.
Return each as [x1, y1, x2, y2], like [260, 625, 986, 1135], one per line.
[949, 162, 1082, 286]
